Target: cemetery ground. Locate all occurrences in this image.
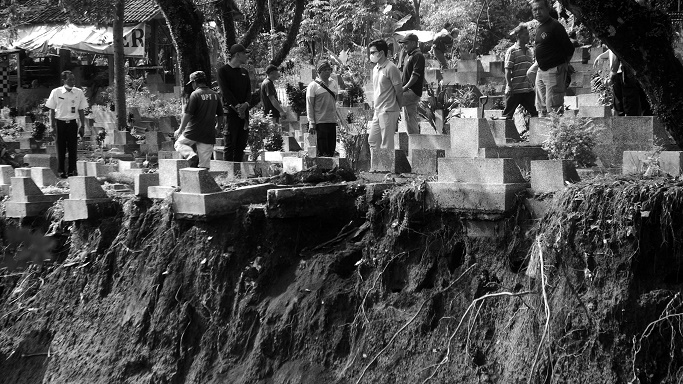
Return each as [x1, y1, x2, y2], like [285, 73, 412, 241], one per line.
[0, 51, 682, 383]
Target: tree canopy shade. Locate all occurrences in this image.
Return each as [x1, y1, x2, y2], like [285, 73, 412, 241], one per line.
[560, 0, 683, 147]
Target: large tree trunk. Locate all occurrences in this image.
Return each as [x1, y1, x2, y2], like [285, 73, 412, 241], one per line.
[239, 0, 268, 49]
[156, 0, 212, 89]
[560, 0, 683, 147]
[113, 0, 126, 130]
[270, 0, 305, 66]
[215, 0, 237, 56]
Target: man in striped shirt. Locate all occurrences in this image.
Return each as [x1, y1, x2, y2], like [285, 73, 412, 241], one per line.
[502, 23, 538, 119]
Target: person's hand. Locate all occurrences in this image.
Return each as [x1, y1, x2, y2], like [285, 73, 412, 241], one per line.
[504, 85, 511, 96]
[308, 123, 316, 134]
[79, 128, 84, 138]
[593, 58, 600, 69]
[174, 128, 182, 139]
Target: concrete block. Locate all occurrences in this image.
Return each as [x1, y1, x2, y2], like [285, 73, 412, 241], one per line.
[157, 116, 179, 134]
[393, 131, 409, 151]
[457, 59, 484, 73]
[173, 183, 276, 219]
[179, 168, 222, 194]
[283, 157, 304, 174]
[283, 136, 302, 152]
[528, 117, 551, 146]
[450, 118, 497, 157]
[622, 151, 683, 176]
[307, 146, 317, 158]
[159, 159, 189, 187]
[23, 154, 58, 175]
[438, 158, 526, 183]
[209, 160, 256, 179]
[530, 160, 580, 194]
[112, 130, 138, 145]
[85, 162, 114, 177]
[263, 151, 298, 162]
[453, 72, 480, 85]
[408, 134, 451, 150]
[307, 157, 351, 170]
[0, 165, 13, 184]
[425, 68, 442, 85]
[488, 119, 521, 145]
[68, 176, 108, 200]
[409, 149, 445, 174]
[63, 198, 117, 221]
[425, 181, 528, 212]
[145, 131, 168, 146]
[15, 167, 32, 177]
[5, 177, 67, 218]
[370, 149, 411, 173]
[266, 185, 355, 218]
[577, 106, 612, 118]
[489, 61, 505, 78]
[577, 93, 602, 107]
[134, 173, 159, 197]
[303, 132, 316, 150]
[148, 186, 176, 199]
[564, 96, 579, 110]
[31, 167, 59, 187]
[441, 69, 457, 85]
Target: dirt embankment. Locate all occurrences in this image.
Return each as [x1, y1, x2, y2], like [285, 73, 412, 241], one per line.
[0, 178, 682, 384]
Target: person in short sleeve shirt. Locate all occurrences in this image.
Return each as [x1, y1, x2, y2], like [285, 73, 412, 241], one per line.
[45, 70, 88, 178]
[368, 39, 403, 150]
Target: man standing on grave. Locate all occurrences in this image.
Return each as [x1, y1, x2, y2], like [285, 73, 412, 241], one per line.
[368, 39, 403, 150]
[260, 64, 286, 123]
[503, 23, 538, 119]
[174, 71, 224, 168]
[218, 43, 253, 162]
[531, 0, 574, 116]
[399, 33, 425, 134]
[45, 70, 88, 178]
[431, 28, 455, 69]
[306, 61, 339, 157]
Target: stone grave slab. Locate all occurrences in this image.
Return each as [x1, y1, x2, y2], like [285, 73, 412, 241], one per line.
[530, 160, 580, 194]
[134, 173, 160, 197]
[425, 181, 528, 213]
[488, 119, 521, 145]
[450, 118, 497, 158]
[30, 167, 59, 187]
[63, 176, 117, 221]
[5, 177, 67, 218]
[179, 168, 222, 194]
[0, 165, 12, 196]
[408, 134, 450, 150]
[370, 149, 411, 173]
[266, 185, 354, 218]
[438, 158, 526, 184]
[577, 106, 612, 118]
[23, 154, 58, 175]
[409, 149, 445, 175]
[159, 159, 190, 187]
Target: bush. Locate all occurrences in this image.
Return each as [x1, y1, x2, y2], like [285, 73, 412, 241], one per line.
[338, 111, 369, 171]
[285, 82, 308, 116]
[248, 110, 281, 160]
[542, 113, 603, 168]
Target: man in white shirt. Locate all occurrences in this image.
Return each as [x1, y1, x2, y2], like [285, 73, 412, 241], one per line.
[368, 39, 402, 149]
[45, 70, 88, 178]
[306, 61, 339, 156]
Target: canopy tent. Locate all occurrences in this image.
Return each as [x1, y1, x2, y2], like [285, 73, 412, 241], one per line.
[394, 30, 435, 43]
[13, 23, 146, 57]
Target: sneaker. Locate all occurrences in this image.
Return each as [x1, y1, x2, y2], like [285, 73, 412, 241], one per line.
[68, 171, 78, 177]
[187, 155, 199, 168]
[59, 172, 68, 179]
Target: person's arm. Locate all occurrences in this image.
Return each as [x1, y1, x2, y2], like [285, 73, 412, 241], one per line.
[306, 83, 316, 133]
[78, 109, 85, 137]
[558, 23, 575, 62]
[49, 109, 56, 132]
[175, 113, 191, 139]
[391, 66, 403, 106]
[593, 50, 610, 68]
[504, 48, 514, 94]
[268, 95, 286, 115]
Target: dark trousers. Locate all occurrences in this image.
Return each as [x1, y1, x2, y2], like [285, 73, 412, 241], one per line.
[610, 73, 624, 116]
[224, 113, 249, 162]
[502, 92, 538, 118]
[316, 123, 337, 157]
[56, 119, 78, 174]
[622, 71, 642, 116]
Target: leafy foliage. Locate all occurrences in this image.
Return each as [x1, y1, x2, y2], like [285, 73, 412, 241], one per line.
[285, 82, 308, 116]
[338, 110, 369, 171]
[418, 83, 477, 133]
[247, 109, 281, 160]
[542, 114, 603, 167]
[98, 75, 183, 121]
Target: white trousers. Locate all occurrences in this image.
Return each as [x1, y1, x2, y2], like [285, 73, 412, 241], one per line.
[174, 136, 214, 168]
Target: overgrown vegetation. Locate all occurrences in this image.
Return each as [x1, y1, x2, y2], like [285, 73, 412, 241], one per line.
[541, 113, 603, 167]
[248, 109, 283, 160]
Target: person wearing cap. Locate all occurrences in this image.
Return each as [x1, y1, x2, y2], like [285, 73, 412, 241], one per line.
[217, 43, 253, 162]
[174, 71, 224, 168]
[431, 28, 455, 69]
[399, 33, 425, 134]
[306, 61, 339, 157]
[45, 70, 88, 178]
[260, 64, 286, 123]
[368, 39, 402, 150]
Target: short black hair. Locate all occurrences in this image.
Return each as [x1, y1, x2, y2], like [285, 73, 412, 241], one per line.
[265, 64, 279, 74]
[368, 39, 389, 57]
[61, 70, 73, 81]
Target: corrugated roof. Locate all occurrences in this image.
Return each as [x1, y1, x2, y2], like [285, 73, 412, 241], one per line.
[17, 0, 160, 25]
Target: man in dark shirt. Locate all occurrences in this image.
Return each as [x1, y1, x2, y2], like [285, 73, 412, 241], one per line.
[260, 64, 285, 123]
[531, 0, 574, 115]
[431, 29, 454, 69]
[399, 33, 425, 134]
[174, 71, 224, 168]
[217, 43, 252, 162]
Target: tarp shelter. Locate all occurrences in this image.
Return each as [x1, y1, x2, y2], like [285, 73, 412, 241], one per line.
[13, 23, 146, 57]
[394, 30, 436, 43]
